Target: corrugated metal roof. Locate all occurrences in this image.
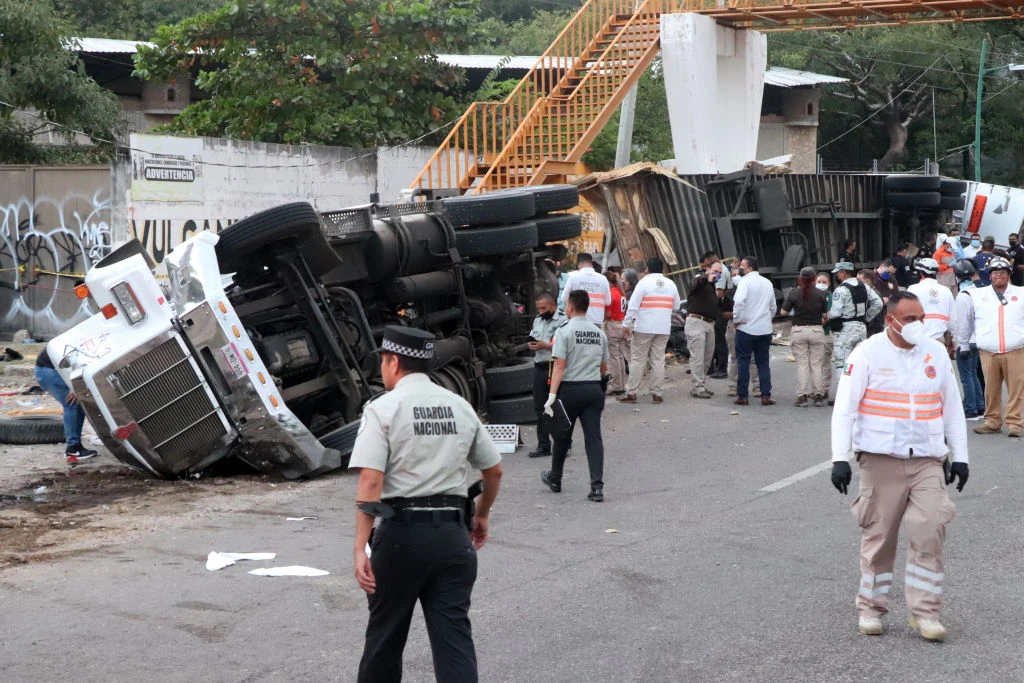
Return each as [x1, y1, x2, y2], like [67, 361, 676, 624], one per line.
[70, 37, 153, 53]
[765, 66, 847, 88]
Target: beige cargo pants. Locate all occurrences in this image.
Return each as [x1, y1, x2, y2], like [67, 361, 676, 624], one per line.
[853, 453, 956, 620]
[626, 331, 669, 397]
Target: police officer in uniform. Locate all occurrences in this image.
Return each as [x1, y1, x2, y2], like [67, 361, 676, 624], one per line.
[528, 292, 565, 457]
[541, 289, 610, 502]
[828, 262, 883, 397]
[350, 326, 503, 683]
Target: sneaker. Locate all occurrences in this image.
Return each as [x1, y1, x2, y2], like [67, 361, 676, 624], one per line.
[65, 444, 98, 463]
[691, 389, 713, 399]
[974, 422, 1002, 434]
[968, 410, 984, 421]
[587, 488, 604, 502]
[1009, 427, 1023, 438]
[908, 616, 946, 642]
[540, 471, 561, 493]
[727, 389, 738, 397]
[709, 371, 728, 379]
[528, 446, 552, 458]
[651, 394, 663, 404]
[617, 394, 637, 404]
[794, 395, 808, 407]
[813, 396, 825, 408]
[858, 616, 884, 636]
[761, 397, 776, 406]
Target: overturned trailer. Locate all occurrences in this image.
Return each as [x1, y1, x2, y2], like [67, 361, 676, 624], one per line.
[579, 164, 970, 295]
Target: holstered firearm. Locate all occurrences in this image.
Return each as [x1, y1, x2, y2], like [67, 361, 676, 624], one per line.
[465, 480, 484, 532]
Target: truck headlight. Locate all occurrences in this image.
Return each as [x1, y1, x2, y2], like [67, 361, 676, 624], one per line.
[111, 282, 146, 325]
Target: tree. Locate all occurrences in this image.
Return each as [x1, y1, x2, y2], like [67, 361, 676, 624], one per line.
[0, 0, 120, 163]
[55, 0, 224, 40]
[134, 0, 480, 147]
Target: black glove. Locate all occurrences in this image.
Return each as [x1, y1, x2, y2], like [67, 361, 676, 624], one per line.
[957, 348, 971, 361]
[946, 462, 969, 492]
[600, 374, 611, 392]
[831, 461, 852, 495]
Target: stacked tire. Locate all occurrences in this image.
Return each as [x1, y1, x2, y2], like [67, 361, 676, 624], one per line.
[441, 185, 583, 424]
[884, 175, 966, 213]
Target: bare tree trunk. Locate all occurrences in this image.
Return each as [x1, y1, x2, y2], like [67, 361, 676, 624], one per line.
[878, 116, 909, 171]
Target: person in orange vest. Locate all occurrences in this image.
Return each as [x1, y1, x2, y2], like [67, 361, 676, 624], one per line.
[618, 257, 680, 404]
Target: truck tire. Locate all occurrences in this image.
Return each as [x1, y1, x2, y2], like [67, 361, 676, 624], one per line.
[485, 358, 535, 398]
[454, 221, 538, 258]
[441, 192, 535, 227]
[940, 195, 966, 211]
[779, 244, 807, 272]
[215, 203, 338, 276]
[489, 185, 579, 214]
[0, 415, 64, 445]
[940, 179, 968, 197]
[535, 213, 583, 244]
[885, 192, 941, 208]
[487, 394, 537, 425]
[883, 175, 942, 192]
[318, 421, 359, 462]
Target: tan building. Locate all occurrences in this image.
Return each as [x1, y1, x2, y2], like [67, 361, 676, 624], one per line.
[757, 67, 847, 174]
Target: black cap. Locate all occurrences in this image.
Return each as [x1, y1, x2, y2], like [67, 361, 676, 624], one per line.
[379, 325, 436, 359]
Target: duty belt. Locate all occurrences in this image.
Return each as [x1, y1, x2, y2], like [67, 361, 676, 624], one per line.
[689, 313, 716, 323]
[384, 494, 467, 509]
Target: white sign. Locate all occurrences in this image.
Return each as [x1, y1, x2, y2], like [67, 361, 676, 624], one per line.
[130, 133, 205, 202]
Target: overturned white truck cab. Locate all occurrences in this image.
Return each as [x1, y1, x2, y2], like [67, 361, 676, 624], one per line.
[48, 190, 582, 478]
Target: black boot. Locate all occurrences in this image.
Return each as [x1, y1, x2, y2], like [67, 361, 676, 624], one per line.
[541, 471, 561, 493]
[528, 445, 552, 458]
[587, 487, 604, 502]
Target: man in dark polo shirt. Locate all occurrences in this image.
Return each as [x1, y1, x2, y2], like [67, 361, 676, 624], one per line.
[685, 262, 721, 399]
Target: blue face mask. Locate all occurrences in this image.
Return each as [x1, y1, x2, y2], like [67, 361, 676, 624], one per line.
[972, 240, 981, 247]
[880, 271, 891, 281]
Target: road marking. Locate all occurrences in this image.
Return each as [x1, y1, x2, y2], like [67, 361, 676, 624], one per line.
[760, 460, 833, 493]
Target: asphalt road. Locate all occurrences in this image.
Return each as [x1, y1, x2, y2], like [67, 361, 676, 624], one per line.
[2, 349, 1023, 682]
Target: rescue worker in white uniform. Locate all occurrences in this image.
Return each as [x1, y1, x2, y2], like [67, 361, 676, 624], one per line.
[955, 256, 1024, 437]
[618, 257, 681, 404]
[831, 291, 968, 642]
[560, 252, 611, 326]
[907, 258, 956, 343]
[828, 262, 883, 392]
[350, 326, 504, 682]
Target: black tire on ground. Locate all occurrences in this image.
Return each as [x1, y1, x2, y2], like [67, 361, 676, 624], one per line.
[535, 213, 583, 244]
[940, 179, 968, 197]
[318, 421, 360, 462]
[441, 192, 536, 227]
[883, 175, 942, 192]
[885, 192, 942, 208]
[484, 358, 535, 398]
[215, 202, 339, 277]
[940, 195, 966, 211]
[454, 221, 538, 258]
[779, 244, 807, 272]
[487, 394, 537, 425]
[0, 415, 65, 445]
[489, 185, 579, 214]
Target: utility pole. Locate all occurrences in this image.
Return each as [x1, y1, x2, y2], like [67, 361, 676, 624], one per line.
[974, 38, 988, 182]
[614, 85, 638, 169]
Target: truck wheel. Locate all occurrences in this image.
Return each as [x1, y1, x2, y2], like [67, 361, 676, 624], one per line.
[885, 192, 941, 208]
[485, 358, 535, 398]
[940, 195, 966, 211]
[883, 175, 942, 192]
[940, 179, 968, 197]
[0, 415, 65, 444]
[486, 394, 537, 425]
[455, 221, 538, 258]
[318, 421, 360, 463]
[441, 192, 535, 227]
[215, 202, 339, 276]
[489, 185, 579, 214]
[780, 244, 807, 272]
[535, 213, 583, 244]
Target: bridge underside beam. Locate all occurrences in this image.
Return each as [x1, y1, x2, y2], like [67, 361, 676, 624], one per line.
[699, 0, 1024, 31]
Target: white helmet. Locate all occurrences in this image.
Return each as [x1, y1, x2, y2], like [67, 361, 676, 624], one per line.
[915, 258, 939, 275]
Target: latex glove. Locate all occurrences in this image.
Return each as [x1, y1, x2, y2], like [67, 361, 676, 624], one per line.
[958, 347, 971, 361]
[543, 393, 556, 417]
[831, 461, 852, 495]
[946, 462, 969, 492]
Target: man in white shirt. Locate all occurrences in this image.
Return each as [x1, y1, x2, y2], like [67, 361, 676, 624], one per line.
[618, 257, 680, 404]
[908, 259, 956, 344]
[732, 256, 777, 405]
[831, 291, 968, 642]
[560, 253, 611, 326]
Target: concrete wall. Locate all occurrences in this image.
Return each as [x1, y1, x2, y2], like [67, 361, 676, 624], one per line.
[116, 134, 437, 265]
[0, 166, 112, 338]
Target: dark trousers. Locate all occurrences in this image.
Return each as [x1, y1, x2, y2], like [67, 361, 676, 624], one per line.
[736, 330, 773, 399]
[532, 362, 553, 451]
[550, 381, 605, 488]
[358, 520, 478, 683]
[712, 317, 729, 372]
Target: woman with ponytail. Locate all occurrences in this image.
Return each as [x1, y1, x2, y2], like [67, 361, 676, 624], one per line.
[781, 266, 830, 407]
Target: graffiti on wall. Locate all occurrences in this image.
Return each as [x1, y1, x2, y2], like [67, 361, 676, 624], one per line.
[0, 189, 113, 335]
[129, 218, 238, 265]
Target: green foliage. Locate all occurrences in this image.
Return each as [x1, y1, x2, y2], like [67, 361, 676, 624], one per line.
[583, 65, 673, 171]
[55, 0, 225, 40]
[472, 10, 575, 56]
[134, 0, 480, 147]
[0, 0, 120, 163]
[478, 0, 580, 24]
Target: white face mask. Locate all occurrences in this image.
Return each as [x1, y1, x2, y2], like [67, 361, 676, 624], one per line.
[892, 318, 924, 346]
[732, 275, 741, 286]
[815, 283, 829, 291]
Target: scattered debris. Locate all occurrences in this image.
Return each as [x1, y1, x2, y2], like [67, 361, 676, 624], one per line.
[730, 411, 741, 416]
[285, 516, 318, 521]
[205, 551, 276, 571]
[248, 566, 329, 577]
[605, 529, 620, 534]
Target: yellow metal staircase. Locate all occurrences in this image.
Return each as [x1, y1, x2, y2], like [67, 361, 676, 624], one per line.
[411, 0, 1024, 195]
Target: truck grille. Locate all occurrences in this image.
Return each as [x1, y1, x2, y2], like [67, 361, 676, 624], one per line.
[111, 338, 227, 471]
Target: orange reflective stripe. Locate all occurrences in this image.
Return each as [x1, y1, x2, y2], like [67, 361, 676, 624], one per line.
[864, 389, 910, 403]
[916, 410, 943, 421]
[642, 295, 675, 301]
[915, 393, 942, 404]
[998, 305, 1007, 354]
[859, 406, 912, 419]
[640, 303, 674, 309]
[924, 313, 950, 321]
